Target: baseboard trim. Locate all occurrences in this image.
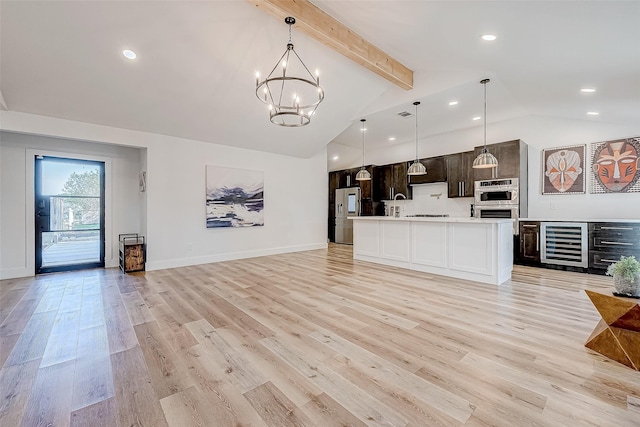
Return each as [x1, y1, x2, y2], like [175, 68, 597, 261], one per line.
[145, 243, 328, 272]
[0, 267, 33, 280]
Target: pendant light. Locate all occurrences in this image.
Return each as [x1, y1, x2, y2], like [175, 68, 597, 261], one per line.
[472, 79, 498, 169]
[355, 119, 371, 181]
[407, 101, 427, 175]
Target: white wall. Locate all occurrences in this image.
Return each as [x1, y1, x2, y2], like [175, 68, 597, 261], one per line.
[0, 112, 328, 278]
[143, 137, 327, 271]
[362, 115, 640, 220]
[0, 131, 142, 279]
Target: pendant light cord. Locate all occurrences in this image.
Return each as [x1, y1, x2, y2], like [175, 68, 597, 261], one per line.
[361, 119, 366, 168]
[415, 103, 418, 160]
[483, 80, 487, 149]
[414, 101, 420, 161]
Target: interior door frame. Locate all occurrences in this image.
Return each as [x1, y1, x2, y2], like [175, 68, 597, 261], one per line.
[26, 149, 113, 276]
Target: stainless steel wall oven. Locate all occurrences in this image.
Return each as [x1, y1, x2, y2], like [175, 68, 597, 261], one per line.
[474, 178, 520, 233]
[474, 178, 519, 205]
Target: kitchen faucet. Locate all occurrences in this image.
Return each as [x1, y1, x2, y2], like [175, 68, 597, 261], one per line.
[392, 193, 406, 217]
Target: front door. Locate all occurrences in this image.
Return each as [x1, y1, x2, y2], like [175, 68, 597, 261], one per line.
[35, 156, 105, 274]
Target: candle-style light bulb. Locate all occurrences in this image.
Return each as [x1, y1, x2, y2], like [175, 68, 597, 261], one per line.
[255, 71, 260, 87]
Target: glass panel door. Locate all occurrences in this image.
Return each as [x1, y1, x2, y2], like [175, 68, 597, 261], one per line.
[35, 156, 105, 274]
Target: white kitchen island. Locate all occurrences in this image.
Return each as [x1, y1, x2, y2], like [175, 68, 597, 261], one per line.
[351, 216, 514, 285]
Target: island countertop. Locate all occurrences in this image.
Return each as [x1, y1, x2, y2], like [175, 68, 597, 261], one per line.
[349, 216, 513, 224]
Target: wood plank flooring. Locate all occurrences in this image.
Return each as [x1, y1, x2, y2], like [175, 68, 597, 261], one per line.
[1, 244, 639, 426]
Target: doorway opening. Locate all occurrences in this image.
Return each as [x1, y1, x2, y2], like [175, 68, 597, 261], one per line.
[35, 156, 105, 274]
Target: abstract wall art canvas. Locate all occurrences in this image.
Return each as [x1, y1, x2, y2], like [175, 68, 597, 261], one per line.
[206, 165, 264, 228]
[542, 144, 586, 194]
[590, 137, 640, 194]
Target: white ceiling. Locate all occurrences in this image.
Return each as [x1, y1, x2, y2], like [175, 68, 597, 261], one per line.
[2, 1, 639, 162]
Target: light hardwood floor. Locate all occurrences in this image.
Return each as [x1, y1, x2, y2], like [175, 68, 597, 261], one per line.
[1, 244, 639, 426]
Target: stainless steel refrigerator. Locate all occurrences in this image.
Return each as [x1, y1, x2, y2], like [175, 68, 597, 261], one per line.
[335, 187, 361, 244]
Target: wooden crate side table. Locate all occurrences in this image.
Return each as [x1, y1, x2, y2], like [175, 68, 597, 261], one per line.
[584, 289, 640, 370]
[119, 234, 146, 273]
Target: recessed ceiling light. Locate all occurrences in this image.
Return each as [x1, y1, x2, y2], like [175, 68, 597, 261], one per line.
[482, 34, 497, 41]
[581, 88, 596, 93]
[448, 101, 459, 106]
[123, 50, 136, 59]
[388, 137, 396, 141]
[123, 49, 137, 60]
[587, 111, 600, 116]
[332, 156, 339, 160]
[472, 116, 481, 121]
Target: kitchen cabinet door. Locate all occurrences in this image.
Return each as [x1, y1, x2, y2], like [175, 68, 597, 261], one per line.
[473, 140, 526, 180]
[519, 221, 541, 264]
[339, 169, 354, 188]
[446, 151, 474, 198]
[408, 156, 447, 185]
[373, 163, 411, 201]
[391, 162, 411, 199]
[357, 166, 374, 200]
[374, 165, 393, 201]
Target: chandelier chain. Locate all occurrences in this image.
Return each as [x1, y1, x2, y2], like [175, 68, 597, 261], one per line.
[289, 21, 292, 44]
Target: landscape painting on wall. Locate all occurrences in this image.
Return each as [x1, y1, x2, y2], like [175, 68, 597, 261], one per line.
[590, 137, 640, 194]
[542, 144, 586, 194]
[206, 165, 264, 228]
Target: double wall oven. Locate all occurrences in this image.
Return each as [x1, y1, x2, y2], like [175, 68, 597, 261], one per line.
[474, 178, 521, 232]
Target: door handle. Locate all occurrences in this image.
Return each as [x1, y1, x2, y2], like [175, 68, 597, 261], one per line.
[601, 241, 632, 246]
[536, 232, 539, 251]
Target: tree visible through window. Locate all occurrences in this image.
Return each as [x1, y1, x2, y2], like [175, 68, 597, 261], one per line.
[60, 169, 100, 229]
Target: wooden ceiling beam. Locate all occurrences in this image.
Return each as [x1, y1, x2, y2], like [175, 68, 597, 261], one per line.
[248, 0, 413, 90]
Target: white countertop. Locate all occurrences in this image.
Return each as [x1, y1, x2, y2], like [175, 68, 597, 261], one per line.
[349, 216, 514, 224]
[520, 218, 640, 223]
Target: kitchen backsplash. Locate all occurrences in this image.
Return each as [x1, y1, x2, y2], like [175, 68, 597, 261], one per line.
[383, 182, 474, 218]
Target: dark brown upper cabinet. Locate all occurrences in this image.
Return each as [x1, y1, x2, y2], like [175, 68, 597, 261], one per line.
[446, 151, 475, 198]
[407, 156, 447, 185]
[472, 139, 528, 181]
[374, 162, 411, 201]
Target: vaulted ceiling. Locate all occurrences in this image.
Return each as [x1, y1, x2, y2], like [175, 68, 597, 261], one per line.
[2, 1, 639, 160]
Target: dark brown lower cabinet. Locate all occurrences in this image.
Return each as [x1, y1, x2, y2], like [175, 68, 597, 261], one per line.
[589, 222, 640, 274]
[519, 221, 540, 264]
